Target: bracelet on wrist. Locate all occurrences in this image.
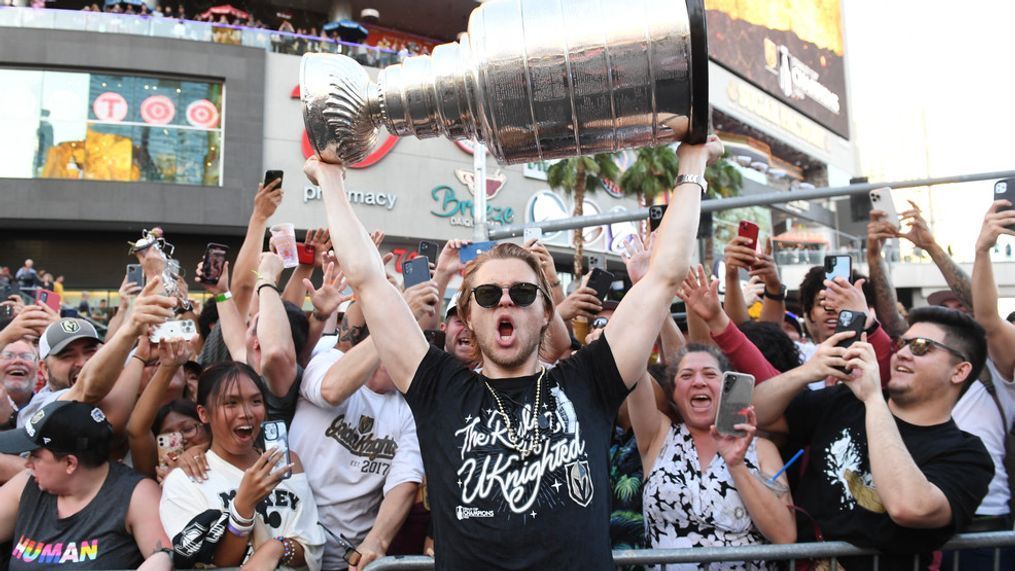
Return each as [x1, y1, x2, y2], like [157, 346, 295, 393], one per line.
[131, 354, 148, 366]
[214, 291, 233, 303]
[256, 282, 281, 296]
[227, 520, 252, 537]
[276, 536, 296, 566]
[229, 500, 255, 527]
[762, 285, 787, 301]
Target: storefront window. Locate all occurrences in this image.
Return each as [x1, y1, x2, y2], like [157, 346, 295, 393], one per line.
[0, 68, 224, 186]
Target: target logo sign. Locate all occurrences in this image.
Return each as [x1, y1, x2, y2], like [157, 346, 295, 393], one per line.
[140, 95, 176, 125]
[186, 99, 220, 129]
[93, 92, 128, 122]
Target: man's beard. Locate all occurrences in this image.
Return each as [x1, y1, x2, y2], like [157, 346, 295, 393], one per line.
[475, 329, 542, 374]
[2, 377, 33, 398]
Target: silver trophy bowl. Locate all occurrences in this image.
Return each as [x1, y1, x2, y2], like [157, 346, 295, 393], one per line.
[301, 0, 709, 166]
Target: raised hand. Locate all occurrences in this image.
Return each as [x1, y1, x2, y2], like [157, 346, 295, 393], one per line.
[822, 277, 869, 317]
[867, 210, 899, 257]
[402, 281, 440, 323]
[898, 200, 937, 251]
[677, 265, 724, 328]
[304, 227, 332, 268]
[252, 176, 284, 221]
[233, 448, 291, 520]
[841, 336, 882, 404]
[0, 304, 53, 342]
[621, 234, 652, 284]
[556, 285, 602, 322]
[975, 200, 1015, 254]
[158, 338, 194, 368]
[303, 261, 351, 318]
[128, 277, 177, 337]
[196, 260, 230, 295]
[525, 240, 559, 286]
[799, 331, 854, 384]
[437, 239, 470, 277]
[724, 236, 758, 273]
[257, 252, 285, 287]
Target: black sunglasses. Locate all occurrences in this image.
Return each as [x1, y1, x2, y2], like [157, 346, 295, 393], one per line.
[318, 521, 361, 566]
[894, 337, 967, 362]
[469, 283, 545, 308]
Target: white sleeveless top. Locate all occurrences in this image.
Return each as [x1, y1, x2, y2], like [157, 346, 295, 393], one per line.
[642, 423, 772, 571]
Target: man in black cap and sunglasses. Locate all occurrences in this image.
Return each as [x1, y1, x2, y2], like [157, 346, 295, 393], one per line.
[753, 307, 993, 570]
[305, 135, 724, 569]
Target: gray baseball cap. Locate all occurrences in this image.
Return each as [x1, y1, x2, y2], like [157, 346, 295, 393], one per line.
[39, 319, 102, 359]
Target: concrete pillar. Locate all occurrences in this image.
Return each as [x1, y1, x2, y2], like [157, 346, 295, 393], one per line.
[328, 0, 352, 22]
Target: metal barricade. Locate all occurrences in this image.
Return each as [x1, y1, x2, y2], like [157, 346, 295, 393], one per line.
[361, 531, 1015, 570]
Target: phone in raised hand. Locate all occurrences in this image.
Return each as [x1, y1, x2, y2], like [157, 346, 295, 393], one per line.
[261, 420, 292, 479]
[824, 255, 852, 284]
[869, 188, 900, 229]
[714, 372, 755, 437]
[402, 256, 431, 289]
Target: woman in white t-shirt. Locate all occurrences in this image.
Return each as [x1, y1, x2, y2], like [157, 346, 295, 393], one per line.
[159, 362, 324, 570]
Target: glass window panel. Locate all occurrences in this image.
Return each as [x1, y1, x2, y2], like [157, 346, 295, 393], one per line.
[0, 67, 223, 186]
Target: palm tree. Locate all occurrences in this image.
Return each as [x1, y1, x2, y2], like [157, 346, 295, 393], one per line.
[547, 154, 620, 279]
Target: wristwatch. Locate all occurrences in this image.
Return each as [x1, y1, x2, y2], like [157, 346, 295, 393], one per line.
[676, 173, 708, 195]
[762, 285, 787, 301]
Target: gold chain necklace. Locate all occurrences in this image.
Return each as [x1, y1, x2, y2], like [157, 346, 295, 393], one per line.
[483, 367, 546, 458]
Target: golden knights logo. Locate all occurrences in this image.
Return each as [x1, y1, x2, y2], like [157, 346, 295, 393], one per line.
[565, 460, 593, 508]
[325, 414, 397, 461]
[60, 320, 81, 334]
[358, 415, 375, 434]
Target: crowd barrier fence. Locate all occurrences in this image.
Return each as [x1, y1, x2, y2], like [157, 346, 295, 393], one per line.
[359, 531, 1015, 570]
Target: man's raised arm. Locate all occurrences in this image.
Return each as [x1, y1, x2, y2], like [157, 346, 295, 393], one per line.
[305, 157, 428, 392]
[604, 136, 723, 386]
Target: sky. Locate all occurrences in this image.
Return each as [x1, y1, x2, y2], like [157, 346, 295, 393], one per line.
[842, 0, 1015, 263]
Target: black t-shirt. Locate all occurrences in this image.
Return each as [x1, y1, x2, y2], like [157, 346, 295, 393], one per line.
[786, 385, 992, 570]
[264, 365, 304, 428]
[405, 335, 630, 570]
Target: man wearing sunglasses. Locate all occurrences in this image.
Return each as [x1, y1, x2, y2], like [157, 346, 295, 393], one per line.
[754, 307, 993, 570]
[305, 134, 723, 569]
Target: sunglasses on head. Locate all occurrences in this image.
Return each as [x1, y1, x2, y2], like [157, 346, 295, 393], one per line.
[894, 337, 967, 362]
[469, 283, 544, 308]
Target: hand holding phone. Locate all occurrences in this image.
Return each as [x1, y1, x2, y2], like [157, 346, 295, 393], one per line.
[200, 243, 229, 285]
[714, 372, 755, 437]
[261, 420, 292, 479]
[738, 220, 760, 253]
[995, 178, 1015, 231]
[263, 170, 284, 189]
[824, 255, 852, 284]
[586, 268, 615, 300]
[402, 256, 431, 289]
[869, 188, 900, 230]
[523, 227, 543, 243]
[36, 290, 61, 313]
[459, 241, 497, 264]
[156, 432, 184, 467]
[418, 240, 440, 262]
[126, 264, 145, 288]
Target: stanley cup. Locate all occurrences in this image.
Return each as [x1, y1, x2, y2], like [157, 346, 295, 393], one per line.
[300, 0, 709, 166]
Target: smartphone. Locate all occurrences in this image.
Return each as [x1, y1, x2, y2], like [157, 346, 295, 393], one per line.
[824, 255, 852, 284]
[869, 188, 900, 229]
[459, 241, 497, 264]
[648, 204, 668, 232]
[995, 178, 1015, 230]
[523, 227, 543, 243]
[201, 243, 229, 285]
[586, 267, 615, 300]
[296, 243, 316, 266]
[418, 240, 440, 262]
[264, 169, 284, 188]
[36, 290, 60, 312]
[834, 309, 867, 350]
[402, 256, 431, 289]
[587, 254, 606, 271]
[0, 304, 13, 319]
[738, 220, 760, 252]
[126, 263, 145, 288]
[424, 329, 446, 349]
[714, 372, 755, 437]
[149, 319, 199, 343]
[261, 419, 292, 479]
[156, 431, 184, 467]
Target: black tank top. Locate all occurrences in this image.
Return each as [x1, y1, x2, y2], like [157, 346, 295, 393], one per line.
[9, 462, 146, 569]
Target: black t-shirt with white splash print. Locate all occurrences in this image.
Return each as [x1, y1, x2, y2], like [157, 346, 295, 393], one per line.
[405, 335, 630, 570]
[786, 384, 992, 571]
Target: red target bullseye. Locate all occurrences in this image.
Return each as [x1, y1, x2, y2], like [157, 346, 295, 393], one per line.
[140, 95, 176, 125]
[186, 99, 220, 129]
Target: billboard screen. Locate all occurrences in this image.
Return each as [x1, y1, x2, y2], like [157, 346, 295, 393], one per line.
[706, 0, 849, 139]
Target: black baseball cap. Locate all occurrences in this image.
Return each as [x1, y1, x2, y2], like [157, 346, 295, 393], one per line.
[0, 401, 111, 455]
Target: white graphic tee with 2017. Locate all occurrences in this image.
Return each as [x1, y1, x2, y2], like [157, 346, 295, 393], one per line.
[290, 348, 424, 570]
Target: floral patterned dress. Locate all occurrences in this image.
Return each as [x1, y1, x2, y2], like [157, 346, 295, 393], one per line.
[642, 423, 771, 571]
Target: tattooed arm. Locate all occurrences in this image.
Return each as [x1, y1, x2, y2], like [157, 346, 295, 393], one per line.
[866, 210, 908, 338]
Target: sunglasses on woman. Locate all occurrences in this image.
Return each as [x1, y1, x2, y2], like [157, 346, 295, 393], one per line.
[469, 283, 546, 308]
[893, 337, 968, 362]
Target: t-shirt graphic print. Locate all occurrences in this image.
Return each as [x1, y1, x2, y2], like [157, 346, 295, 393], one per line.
[406, 336, 629, 570]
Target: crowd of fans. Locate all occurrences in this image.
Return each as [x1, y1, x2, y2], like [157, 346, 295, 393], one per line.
[0, 136, 1012, 570]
